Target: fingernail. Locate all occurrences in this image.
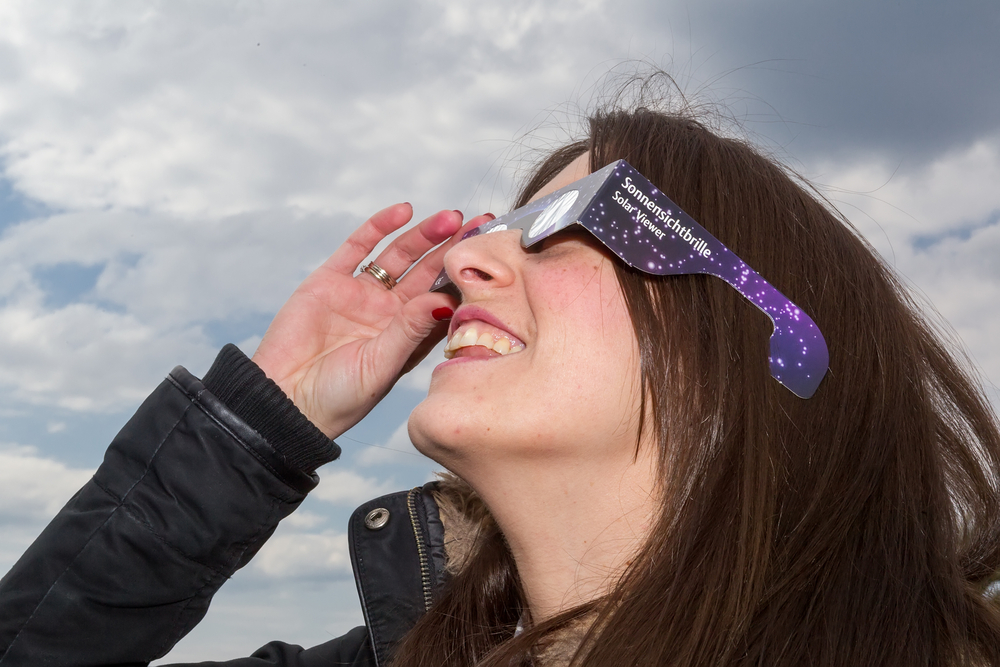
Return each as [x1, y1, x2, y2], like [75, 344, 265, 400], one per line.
[432, 307, 454, 321]
[452, 210, 463, 219]
[483, 212, 496, 221]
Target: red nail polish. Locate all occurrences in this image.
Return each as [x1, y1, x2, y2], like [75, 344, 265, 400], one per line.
[484, 212, 496, 221]
[432, 307, 454, 321]
[452, 210, 463, 218]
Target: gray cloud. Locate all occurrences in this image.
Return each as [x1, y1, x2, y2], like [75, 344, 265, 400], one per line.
[666, 0, 1000, 165]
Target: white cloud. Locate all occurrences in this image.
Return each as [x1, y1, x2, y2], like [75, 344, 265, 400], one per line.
[426, 0, 607, 52]
[152, 578, 364, 664]
[0, 209, 334, 323]
[0, 1, 628, 221]
[310, 469, 396, 506]
[818, 135, 1000, 256]
[354, 419, 434, 468]
[0, 208, 349, 411]
[250, 529, 351, 579]
[0, 1, 654, 415]
[0, 443, 95, 577]
[0, 444, 94, 521]
[0, 300, 210, 411]
[0, 444, 93, 576]
[816, 135, 1000, 397]
[281, 510, 328, 529]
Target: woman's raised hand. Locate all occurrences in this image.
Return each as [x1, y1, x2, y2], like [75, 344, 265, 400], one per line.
[252, 204, 476, 439]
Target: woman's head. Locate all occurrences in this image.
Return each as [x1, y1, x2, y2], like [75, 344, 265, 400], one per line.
[397, 103, 1000, 666]
[408, 151, 654, 502]
[410, 106, 850, 503]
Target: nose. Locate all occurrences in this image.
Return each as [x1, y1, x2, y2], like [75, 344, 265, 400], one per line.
[442, 230, 521, 298]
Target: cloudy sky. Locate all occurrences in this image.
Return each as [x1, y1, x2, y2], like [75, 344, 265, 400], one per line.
[1, 1, 998, 661]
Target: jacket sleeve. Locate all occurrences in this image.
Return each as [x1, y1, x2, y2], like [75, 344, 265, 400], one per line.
[0, 349, 347, 666]
[161, 627, 375, 667]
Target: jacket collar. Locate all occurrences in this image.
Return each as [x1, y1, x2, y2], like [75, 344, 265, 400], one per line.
[348, 483, 447, 666]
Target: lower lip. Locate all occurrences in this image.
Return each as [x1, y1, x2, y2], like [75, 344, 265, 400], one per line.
[433, 351, 510, 372]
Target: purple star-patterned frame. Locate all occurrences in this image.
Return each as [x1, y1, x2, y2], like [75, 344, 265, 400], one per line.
[431, 160, 829, 398]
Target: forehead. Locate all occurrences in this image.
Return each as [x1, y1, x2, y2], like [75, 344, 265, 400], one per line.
[527, 152, 591, 203]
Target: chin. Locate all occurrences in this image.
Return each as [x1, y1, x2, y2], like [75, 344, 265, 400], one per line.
[406, 396, 461, 465]
[407, 393, 502, 476]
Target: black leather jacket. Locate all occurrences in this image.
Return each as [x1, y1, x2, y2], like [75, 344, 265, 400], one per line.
[0, 363, 448, 666]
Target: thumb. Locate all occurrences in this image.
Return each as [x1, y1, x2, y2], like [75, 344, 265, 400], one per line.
[372, 291, 457, 376]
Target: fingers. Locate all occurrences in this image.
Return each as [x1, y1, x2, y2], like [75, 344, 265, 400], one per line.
[369, 209, 464, 281]
[327, 204, 489, 300]
[326, 203, 416, 275]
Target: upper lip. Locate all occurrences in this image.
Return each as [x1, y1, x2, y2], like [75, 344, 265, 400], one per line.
[448, 305, 521, 343]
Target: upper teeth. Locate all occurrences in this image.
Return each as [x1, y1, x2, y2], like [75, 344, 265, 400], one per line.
[444, 324, 524, 359]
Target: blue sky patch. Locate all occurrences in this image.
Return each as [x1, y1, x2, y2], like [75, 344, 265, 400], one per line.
[913, 209, 1000, 251]
[0, 177, 54, 233]
[33, 262, 105, 309]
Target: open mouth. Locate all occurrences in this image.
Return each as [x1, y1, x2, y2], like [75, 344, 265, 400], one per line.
[443, 321, 525, 359]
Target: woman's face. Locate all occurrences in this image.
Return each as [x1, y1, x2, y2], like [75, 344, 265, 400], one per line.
[409, 153, 647, 476]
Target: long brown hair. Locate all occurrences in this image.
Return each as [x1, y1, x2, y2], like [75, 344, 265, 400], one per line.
[392, 106, 1000, 666]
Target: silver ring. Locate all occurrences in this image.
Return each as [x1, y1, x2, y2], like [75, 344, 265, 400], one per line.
[362, 261, 397, 290]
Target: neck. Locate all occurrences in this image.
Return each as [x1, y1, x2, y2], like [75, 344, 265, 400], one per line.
[461, 448, 659, 622]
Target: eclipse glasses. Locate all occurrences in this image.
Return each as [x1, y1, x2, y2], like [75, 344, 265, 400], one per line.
[431, 160, 829, 399]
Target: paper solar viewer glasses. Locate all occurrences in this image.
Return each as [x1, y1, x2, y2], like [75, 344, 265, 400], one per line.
[431, 160, 829, 399]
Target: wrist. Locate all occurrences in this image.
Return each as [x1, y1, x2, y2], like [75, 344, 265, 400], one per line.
[202, 344, 341, 473]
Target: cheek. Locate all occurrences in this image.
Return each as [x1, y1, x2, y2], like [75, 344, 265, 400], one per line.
[531, 259, 635, 350]
[530, 263, 641, 402]
[529, 257, 605, 311]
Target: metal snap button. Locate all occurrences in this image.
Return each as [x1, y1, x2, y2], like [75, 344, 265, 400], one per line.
[364, 507, 390, 530]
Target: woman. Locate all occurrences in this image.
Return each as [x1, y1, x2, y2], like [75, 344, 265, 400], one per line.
[2, 105, 999, 666]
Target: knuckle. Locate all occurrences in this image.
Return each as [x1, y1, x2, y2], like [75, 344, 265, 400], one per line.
[344, 235, 371, 258]
[399, 312, 431, 346]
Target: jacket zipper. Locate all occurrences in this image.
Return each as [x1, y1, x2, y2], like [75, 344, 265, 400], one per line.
[406, 488, 434, 611]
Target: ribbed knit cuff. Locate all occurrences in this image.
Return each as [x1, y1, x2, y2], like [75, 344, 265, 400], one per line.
[202, 344, 341, 474]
